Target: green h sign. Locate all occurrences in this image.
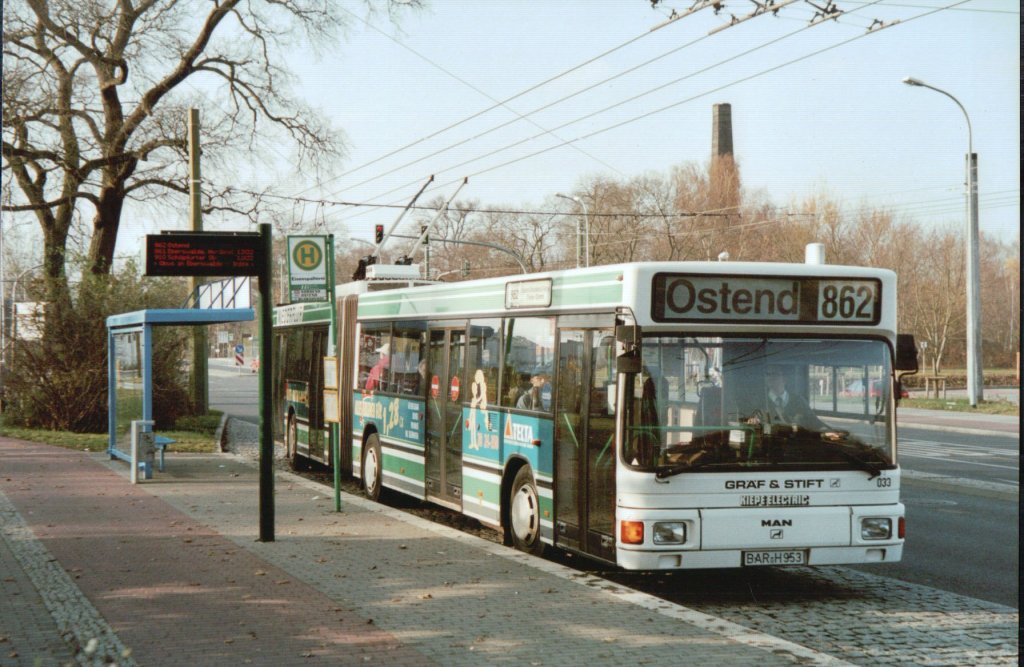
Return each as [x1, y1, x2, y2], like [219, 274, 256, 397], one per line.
[287, 236, 330, 302]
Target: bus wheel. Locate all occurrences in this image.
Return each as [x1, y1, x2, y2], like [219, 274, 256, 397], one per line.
[362, 434, 383, 501]
[508, 466, 545, 557]
[287, 415, 306, 471]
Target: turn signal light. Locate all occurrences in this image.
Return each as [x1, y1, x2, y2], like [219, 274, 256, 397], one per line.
[620, 520, 644, 545]
[898, 516, 905, 539]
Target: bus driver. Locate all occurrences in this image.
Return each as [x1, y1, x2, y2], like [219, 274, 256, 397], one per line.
[746, 365, 844, 441]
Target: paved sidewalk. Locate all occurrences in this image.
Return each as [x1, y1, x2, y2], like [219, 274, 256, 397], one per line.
[1, 437, 847, 667]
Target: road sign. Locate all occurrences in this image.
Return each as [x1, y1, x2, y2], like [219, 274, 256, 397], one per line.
[234, 343, 244, 354]
[146, 232, 262, 277]
[287, 236, 329, 302]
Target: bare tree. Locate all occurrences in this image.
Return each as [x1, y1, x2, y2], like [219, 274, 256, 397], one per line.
[2, 0, 417, 337]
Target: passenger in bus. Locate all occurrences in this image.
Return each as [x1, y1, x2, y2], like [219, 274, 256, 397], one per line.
[365, 343, 390, 392]
[415, 358, 428, 395]
[516, 373, 547, 410]
[748, 365, 840, 439]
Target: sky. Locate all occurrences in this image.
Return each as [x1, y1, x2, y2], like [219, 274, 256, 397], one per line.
[5, 0, 1015, 269]
[269, 0, 1019, 253]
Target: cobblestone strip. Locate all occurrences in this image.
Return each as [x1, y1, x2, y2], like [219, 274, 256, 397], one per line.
[0, 487, 136, 667]
[694, 566, 1018, 666]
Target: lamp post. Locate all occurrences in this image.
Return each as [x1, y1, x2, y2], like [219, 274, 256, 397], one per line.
[555, 193, 590, 268]
[902, 76, 983, 406]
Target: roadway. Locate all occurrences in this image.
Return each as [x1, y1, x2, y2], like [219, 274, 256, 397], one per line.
[208, 356, 259, 423]
[207, 360, 1019, 607]
[866, 418, 1019, 608]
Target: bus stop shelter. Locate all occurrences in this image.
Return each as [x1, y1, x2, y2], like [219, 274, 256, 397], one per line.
[107, 308, 254, 477]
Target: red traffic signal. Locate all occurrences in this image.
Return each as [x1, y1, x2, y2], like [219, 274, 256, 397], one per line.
[374, 224, 384, 244]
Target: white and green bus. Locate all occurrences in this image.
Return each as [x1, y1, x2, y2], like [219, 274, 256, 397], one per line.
[273, 250, 917, 569]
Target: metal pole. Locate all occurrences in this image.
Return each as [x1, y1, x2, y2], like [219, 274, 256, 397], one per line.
[556, 193, 583, 268]
[966, 151, 982, 405]
[902, 77, 983, 405]
[327, 234, 342, 513]
[0, 217, 5, 396]
[580, 198, 591, 268]
[258, 223, 275, 541]
[188, 108, 209, 413]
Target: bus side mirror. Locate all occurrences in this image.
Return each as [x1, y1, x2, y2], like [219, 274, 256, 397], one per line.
[895, 334, 918, 374]
[617, 351, 641, 374]
[615, 325, 636, 345]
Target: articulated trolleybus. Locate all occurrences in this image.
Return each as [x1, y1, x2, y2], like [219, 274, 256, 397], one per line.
[273, 250, 917, 570]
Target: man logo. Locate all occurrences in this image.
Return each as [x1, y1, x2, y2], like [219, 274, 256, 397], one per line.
[770, 529, 784, 540]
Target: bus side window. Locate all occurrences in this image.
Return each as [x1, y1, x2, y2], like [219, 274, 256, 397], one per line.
[359, 323, 391, 392]
[392, 322, 426, 397]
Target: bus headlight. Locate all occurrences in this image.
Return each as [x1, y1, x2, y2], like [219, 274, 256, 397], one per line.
[860, 517, 892, 540]
[653, 522, 686, 545]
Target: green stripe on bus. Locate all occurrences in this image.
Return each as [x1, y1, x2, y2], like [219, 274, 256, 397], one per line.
[358, 281, 623, 318]
[382, 450, 425, 480]
[464, 476, 501, 506]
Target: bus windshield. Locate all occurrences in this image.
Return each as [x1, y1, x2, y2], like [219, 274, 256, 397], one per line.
[624, 336, 895, 476]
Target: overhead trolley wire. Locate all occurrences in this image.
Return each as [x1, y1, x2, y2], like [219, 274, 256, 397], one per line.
[291, 1, 969, 239]
[331, 0, 912, 230]
[295, 6, 665, 200]
[323, 4, 827, 217]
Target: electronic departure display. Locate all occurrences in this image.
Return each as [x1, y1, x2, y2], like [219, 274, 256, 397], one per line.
[651, 273, 881, 324]
[146, 232, 262, 277]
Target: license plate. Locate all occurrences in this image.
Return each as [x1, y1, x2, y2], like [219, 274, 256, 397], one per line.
[743, 550, 806, 566]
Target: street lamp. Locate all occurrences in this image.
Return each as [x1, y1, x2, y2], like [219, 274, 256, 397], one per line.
[555, 193, 590, 268]
[902, 76, 983, 406]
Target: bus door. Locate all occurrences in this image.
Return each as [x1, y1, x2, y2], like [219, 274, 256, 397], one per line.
[554, 326, 616, 561]
[425, 327, 465, 508]
[307, 327, 329, 460]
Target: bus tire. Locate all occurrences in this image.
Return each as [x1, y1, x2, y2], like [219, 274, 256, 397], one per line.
[508, 466, 545, 557]
[286, 415, 306, 471]
[362, 434, 383, 501]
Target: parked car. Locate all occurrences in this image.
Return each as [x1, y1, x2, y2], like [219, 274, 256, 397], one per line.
[842, 379, 882, 398]
[842, 379, 909, 399]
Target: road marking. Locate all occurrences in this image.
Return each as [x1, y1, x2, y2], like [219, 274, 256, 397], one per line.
[899, 439, 1019, 471]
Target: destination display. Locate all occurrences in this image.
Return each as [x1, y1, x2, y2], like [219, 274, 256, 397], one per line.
[146, 232, 262, 277]
[505, 278, 552, 309]
[651, 274, 881, 324]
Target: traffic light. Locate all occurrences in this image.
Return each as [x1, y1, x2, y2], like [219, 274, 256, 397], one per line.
[374, 224, 384, 244]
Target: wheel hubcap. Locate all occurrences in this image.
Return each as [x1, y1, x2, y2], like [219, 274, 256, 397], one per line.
[511, 484, 539, 543]
[365, 447, 379, 492]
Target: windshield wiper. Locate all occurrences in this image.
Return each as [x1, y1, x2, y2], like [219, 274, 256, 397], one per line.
[655, 451, 722, 479]
[832, 445, 888, 479]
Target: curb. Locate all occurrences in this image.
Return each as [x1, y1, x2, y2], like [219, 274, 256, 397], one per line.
[213, 412, 230, 452]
